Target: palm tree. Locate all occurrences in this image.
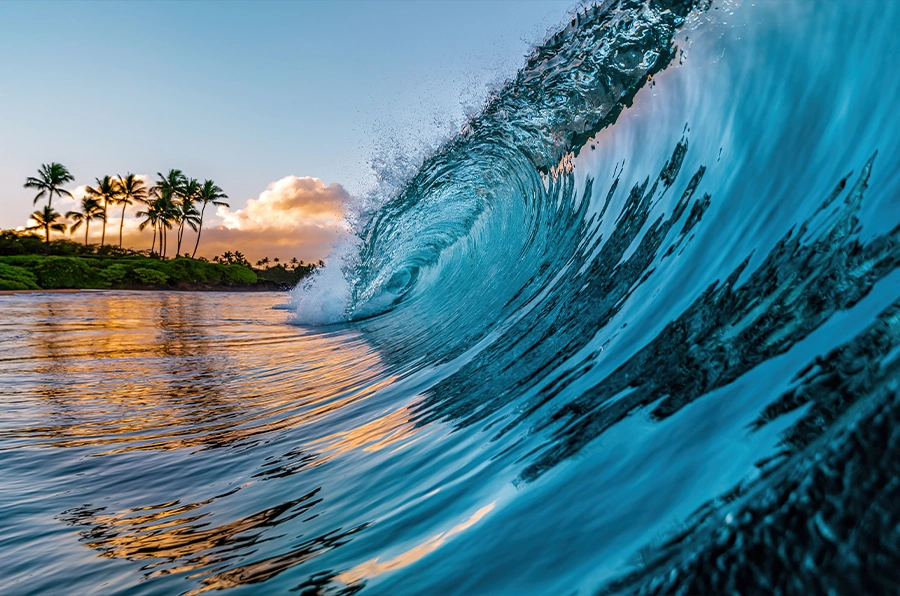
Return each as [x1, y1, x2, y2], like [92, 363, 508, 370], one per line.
[191, 180, 228, 258]
[137, 197, 178, 258]
[159, 201, 176, 258]
[150, 170, 186, 259]
[66, 197, 105, 245]
[137, 199, 163, 256]
[175, 197, 201, 256]
[115, 173, 148, 248]
[84, 176, 120, 250]
[24, 163, 74, 207]
[151, 169, 186, 203]
[27, 206, 67, 253]
[175, 178, 200, 255]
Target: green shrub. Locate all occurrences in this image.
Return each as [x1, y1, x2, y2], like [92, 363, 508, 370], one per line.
[222, 264, 257, 284]
[0, 262, 40, 290]
[0, 231, 45, 256]
[255, 263, 315, 286]
[2, 255, 44, 268]
[48, 239, 88, 256]
[29, 257, 99, 288]
[0, 280, 30, 290]
[131, 267, 169, 285]
[0, 251, 263, 289]
[164, 258, 215, 283]
[99, 263, 129, 285]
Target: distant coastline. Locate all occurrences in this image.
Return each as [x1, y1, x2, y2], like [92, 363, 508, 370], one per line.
[7, 163, 322, 292]
[0, 287, 287, 295]
[0, 241, 318, 292]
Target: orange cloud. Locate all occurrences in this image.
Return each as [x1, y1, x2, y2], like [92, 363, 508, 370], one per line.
[217, 176, 349, 230]
[208, 176, 351, 262]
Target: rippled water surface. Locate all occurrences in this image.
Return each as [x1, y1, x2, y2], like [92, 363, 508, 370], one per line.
[0, 292, 429, 594]
[4, 0, 900, 594]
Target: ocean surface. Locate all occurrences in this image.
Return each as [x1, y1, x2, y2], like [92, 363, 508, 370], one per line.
[3, 0, 900, 594]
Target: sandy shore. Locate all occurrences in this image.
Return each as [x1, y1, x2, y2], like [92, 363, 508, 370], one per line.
[0, 289, 104, 295]
[0, 286, 286, 295]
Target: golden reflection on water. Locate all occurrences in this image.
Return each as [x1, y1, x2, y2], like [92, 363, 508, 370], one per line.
[1, 292, 442, 593]
[336, 501, 497, 585]
[312, 399, 426, 461]
[59, 486, 368, 592]
[0, 292, 395, 455]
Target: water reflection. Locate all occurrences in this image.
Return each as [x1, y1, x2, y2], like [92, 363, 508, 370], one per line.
[60, 487, 320, 580]
[0, 292, 422, 595]
[60, 481, 371, 594]
[336, 502, 496, 587]
[313, 400, 426, 460]
[0, 292, 394, 455]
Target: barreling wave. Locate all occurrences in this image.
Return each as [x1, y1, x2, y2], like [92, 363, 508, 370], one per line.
[342, 0, 700, 320]
[6, 1, 900, 595]
[290, 0, 900, 591]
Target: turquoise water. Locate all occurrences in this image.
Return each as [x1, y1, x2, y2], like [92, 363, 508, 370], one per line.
[4, 0, 900, 594]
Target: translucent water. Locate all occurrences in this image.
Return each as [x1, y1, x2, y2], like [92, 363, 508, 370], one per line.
[3, 0, 900, 594]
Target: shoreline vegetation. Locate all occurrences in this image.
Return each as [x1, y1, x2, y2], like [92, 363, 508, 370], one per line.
[3, 162, 321, 292]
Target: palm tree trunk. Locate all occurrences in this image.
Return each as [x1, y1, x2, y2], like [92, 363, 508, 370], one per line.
[100, 203, 107, 249]
[177, 221, 184, 256]
[191, 202, 206, 258]
[120, 203, 127, 248]
[150, 224, 157, 256]
[44, 223, 50, 254]
[85, 220, 89, 245]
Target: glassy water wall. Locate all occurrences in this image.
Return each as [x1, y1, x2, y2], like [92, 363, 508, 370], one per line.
[3, 0, 900, 594]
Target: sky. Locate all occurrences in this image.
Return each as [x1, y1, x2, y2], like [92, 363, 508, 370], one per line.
[0, 0, 573, 262]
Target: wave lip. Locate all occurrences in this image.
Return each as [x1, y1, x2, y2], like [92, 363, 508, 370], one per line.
[341, 0, 703, 319]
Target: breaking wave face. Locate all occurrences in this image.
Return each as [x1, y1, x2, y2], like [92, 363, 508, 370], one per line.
[288, 0, 900, 592]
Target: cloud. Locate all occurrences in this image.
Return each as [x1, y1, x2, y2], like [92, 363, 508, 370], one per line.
[217, 176, 349, 230]
[205, 175, 351, 262]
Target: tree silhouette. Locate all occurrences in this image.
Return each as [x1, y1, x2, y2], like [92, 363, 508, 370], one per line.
[24, 163, 73, 207]
[84, 176, 120, 250]
[149, 170, 185, 258]
[27, 205, 67, 253]
[116, 173, 148, 248]
[192, 180, 228, 258]
[66, 197, 105, 245]
[136, 199, 163, 256]
[175, 178, 200, 255]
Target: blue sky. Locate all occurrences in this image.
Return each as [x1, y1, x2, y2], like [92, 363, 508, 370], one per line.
[0, 0, 572, 258]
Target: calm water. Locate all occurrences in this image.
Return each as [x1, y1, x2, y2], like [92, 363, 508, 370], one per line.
[4, 0, 900, 594]
[0, 291, 425, 595]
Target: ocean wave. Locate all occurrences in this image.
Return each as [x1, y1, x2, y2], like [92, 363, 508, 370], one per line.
[287, 0, 900, 591]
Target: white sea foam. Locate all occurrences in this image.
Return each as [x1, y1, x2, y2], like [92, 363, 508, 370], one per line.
[288, 235, 359, 325]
